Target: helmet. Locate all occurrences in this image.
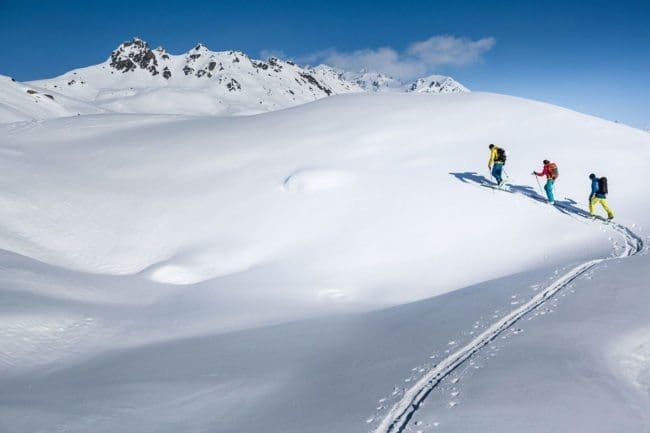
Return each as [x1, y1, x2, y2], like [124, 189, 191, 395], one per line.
[543, 159, 550, 164]
[589, 173, 596, 179]
[488, 144, 494, 149]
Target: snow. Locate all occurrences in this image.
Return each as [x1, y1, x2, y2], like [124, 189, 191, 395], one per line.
[406, 74, 470, 93]
[0, 75, 103, 122]
[611, 326, 650, 395]
[404, 254, 650, 433]
[343, 70, 468, 93]
[0, 90, 649, 432]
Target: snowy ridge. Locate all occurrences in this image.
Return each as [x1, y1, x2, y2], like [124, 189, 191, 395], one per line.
[24, 37, 363, 117]
[342, 70, 401, 92]
[374, 181, 644, 433]
[0, 75, 103, 122]
[342, 70, 468, 93]
[405, 74, 469, 93]
[1, 38, 469, 122]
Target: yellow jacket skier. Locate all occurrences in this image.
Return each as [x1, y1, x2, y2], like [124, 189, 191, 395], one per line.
[487, 144, 506, 186]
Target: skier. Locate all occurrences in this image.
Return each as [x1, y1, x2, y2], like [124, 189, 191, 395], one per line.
[532, 159, 558, 204]
[589, 173, 614, 220]
[487, 144, 507, 187]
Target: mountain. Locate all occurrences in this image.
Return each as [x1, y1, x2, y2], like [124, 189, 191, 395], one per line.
[344, 70, 468, 94]
[342, 70, 401, 92]
[405, 74, 469, 93]
[0, 38, 469, 122]
[23, 38, 363, 118]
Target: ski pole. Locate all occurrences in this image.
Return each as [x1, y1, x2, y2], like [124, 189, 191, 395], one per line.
[534, 174, 544, 195]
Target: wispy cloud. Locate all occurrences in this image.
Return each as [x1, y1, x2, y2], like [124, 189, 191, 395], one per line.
[296, 35, 495, 80]
[407, 36, 496, 67]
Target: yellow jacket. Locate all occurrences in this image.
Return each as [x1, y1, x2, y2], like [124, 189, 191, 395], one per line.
[488, 146, 504, 168]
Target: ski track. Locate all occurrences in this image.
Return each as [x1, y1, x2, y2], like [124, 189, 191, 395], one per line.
[374, 182, 645, 433]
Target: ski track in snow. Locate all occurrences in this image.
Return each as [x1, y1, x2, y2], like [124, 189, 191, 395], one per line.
[373, 178, 645, 433]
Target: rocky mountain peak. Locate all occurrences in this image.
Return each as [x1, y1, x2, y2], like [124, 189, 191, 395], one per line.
[406, 75, 469, 94]
[193, 43, 209, 52]
[110, 37, 159, 75]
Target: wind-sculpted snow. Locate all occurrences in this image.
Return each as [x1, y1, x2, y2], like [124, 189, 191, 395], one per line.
[0, 92, 650, 432]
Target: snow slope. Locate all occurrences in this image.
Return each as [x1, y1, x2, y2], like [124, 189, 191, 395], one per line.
[0, 91, 649, 432]
[0, 75, 103, 122]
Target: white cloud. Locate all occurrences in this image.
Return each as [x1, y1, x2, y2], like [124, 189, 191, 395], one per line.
[299, 35, 495, 80]
[408, 35, 496, 66]
[312, 47, 427, 80]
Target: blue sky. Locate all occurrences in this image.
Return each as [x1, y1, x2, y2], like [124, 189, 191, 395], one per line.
[1, 0, 648, 128]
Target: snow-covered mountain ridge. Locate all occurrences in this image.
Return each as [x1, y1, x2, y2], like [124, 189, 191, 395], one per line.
[343, 70, 468, 93]
[0, 38, 468, 122]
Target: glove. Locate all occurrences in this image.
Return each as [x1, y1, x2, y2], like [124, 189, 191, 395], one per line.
[531, 172, 536, 175]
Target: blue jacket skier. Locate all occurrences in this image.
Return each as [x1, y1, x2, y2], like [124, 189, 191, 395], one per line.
[589, 173, 614, 219]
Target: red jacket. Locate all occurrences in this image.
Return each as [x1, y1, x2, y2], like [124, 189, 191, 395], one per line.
[535, 164, 555, 179]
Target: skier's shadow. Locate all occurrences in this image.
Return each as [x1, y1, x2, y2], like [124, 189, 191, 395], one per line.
[449, 171, 592, 219]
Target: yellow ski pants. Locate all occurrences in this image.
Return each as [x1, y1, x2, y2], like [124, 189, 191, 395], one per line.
[590, 197, 614, 219]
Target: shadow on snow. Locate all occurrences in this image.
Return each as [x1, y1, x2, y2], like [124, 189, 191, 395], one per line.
[449, 171, 593, 219]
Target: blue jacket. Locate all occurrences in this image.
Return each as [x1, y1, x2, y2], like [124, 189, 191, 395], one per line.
[591, 177, 606, 199]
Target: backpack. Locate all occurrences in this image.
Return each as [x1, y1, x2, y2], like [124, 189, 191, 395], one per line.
[495, 147, 507, 163]
[548, 162, 559, 179]
[598, 177, 608, 195]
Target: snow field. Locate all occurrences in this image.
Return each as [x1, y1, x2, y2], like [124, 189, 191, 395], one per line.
[1, 91, 650, 432]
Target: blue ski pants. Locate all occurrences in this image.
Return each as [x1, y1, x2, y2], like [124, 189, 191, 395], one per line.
[544, 179, 555, 203]
[491, 163, 504, 184]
